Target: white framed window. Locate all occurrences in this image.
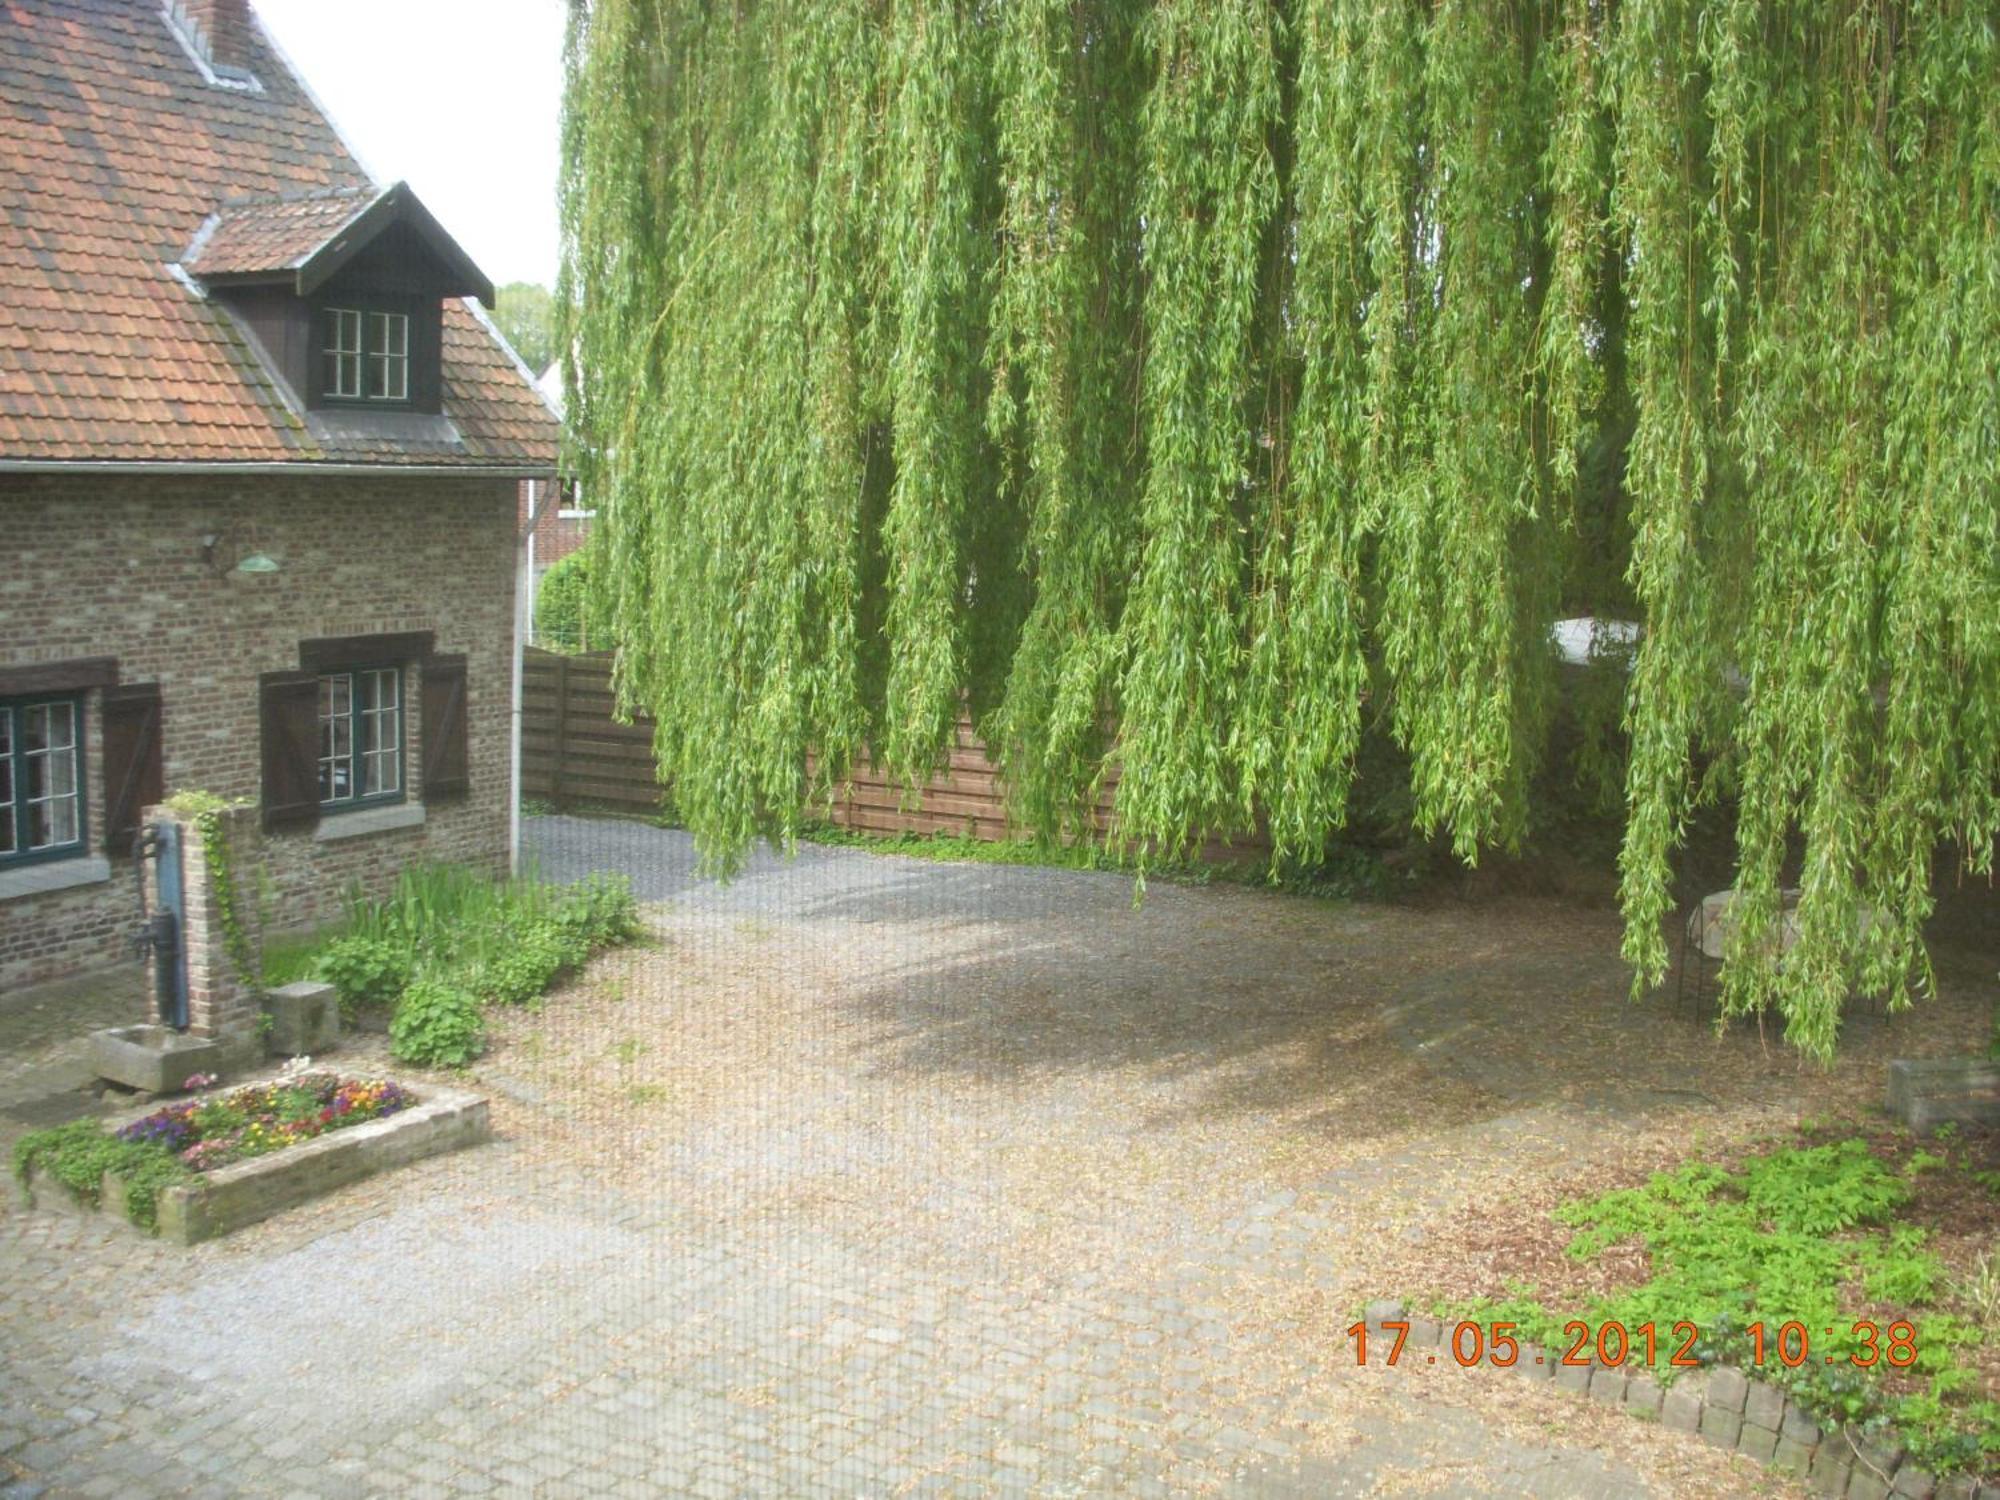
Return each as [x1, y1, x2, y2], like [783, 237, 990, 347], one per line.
[369, 311, 409, 401]
[1, 696, 84, 865]
[323, 308, 410, 403]
[324, 308, 363, 399]
[317, 667, 401, 807]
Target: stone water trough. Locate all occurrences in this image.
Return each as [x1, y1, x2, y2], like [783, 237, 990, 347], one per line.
[18, 1079, 490, 1245]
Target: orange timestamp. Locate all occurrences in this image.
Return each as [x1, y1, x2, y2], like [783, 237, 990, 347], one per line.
[1346, 1318, 1922, 1370]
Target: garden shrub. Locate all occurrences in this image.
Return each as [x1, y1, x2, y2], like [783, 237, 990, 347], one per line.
[279, 866, 640, 1034]
[533, 543, 613, 652]
[389, 979, 486, 1068]
[315, 934, 411, 1017]
[475, 924, 574, 1006]
[550, 873, 641, 949]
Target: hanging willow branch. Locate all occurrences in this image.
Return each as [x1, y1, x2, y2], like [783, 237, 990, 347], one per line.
[563, 0, 2000, 1059]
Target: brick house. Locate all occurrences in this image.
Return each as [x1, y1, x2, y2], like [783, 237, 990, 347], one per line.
[0, 0, 560, 992]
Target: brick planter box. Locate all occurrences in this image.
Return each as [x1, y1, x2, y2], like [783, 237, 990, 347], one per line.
[154, 1083, 490, 1244]
[15, 1081, 490, 1244]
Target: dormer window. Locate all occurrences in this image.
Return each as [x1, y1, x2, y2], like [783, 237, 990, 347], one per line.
[185, 181, 498, 419]
[324, 308, 409, 403]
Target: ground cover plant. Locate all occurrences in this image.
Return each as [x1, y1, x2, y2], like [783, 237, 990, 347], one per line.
[1410, 1122, 2000, 1478]
[265, 863, 642, 1067]
[13, 1072, 414, 1232]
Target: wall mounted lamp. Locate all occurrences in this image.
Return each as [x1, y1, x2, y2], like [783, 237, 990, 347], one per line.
[199, 530, 282, 576]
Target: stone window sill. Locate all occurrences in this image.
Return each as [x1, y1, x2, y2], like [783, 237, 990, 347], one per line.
[313, 803, 427, 843]
[0, 854, 113, 903]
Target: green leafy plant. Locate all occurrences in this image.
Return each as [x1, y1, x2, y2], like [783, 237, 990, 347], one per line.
[13, 1119, 188, 1234]
[548, 873, 641, 949]
[533, 543, 614, 652]
[314, 935, 411, 1018]
[389, 979, 486, 1068]
[1437, 1134, 1994, 1473]
[474, 923, 575, 1007]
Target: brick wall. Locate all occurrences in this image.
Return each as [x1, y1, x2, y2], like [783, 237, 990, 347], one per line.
[0, 471, 519, 992]
[518, 477, 590, 570]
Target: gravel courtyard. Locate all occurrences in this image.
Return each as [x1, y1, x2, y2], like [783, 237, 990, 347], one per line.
[4, 814, 1992, 1498]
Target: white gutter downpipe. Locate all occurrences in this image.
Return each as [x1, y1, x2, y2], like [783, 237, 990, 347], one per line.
[510, 480, 536, 875]
[511, 477, 564, 875]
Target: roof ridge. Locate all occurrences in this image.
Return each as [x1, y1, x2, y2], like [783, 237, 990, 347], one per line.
[215, 183, 376, 211]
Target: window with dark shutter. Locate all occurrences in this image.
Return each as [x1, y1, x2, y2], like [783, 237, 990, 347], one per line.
[259, 671, 322, 831]
[100, 683, 163, 856]
[420, 655, 469, 803]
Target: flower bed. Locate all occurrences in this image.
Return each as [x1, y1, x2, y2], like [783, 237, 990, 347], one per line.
[116, 1072, 416, 1172]
[14, 1072, 488, 1244]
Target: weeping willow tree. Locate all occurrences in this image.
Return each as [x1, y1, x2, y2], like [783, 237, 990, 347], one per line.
[560, 0, 1999, 1060]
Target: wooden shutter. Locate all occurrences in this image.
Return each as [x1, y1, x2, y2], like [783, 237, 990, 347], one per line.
[421, 655, 469, 803]
[259, 671, 321, 831]
[100, 682, 163, 855]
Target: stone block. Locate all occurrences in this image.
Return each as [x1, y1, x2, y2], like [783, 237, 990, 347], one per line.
[1588, 1365, 1628, 1405]
[88, 1025, 224, 1093]
[1890, 1469, 1935, 1500]
[1738, 1424, 1779, 1463]
[1554, 1359, 1593, 1394]
[261, 981, 340, 1056]
[1930, 1480, 1973, 1500]
[1514, 1343, 1552, 1380]
[1854, 1433, 1907, 1479]
[1407, 1317, 1442, 1349]
[1699, 1405, 1742, 1450]
[1624, 1373, 1664, 1419]
[1783, 1402, 1826, 1446]
[1808, 1447, 1853, 1499]
[1774, 1435, 1818, 1477]
[1362, 1299, 1405, 1325]
[1706, 1365, 1750, 1414]
[1886, 1058, 2000, 1133]
[1745, 1380, 1787, 1430]
[1661, 1386, 1703, 1434]
[1848, 1473, 1893, 1500]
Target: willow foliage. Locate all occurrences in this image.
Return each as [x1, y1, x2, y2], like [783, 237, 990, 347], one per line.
[563, 0, 2000, 1059]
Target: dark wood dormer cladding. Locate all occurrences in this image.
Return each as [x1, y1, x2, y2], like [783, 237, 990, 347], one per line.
[186, 183, 494, 418]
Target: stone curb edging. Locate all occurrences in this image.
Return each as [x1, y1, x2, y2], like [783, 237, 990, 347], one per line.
[1363, 1302, 1997, 1500]
[15, 1081, 491, 1245]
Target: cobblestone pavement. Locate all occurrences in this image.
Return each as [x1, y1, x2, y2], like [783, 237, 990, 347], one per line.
[10, 817, 1981, 1498]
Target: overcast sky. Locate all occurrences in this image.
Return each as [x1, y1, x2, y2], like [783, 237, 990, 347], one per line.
[254, 0, 567, 290]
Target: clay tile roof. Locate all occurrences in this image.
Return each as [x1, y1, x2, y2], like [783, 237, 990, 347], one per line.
[0, 0, 557, 470]
[185, 187, 378, 278]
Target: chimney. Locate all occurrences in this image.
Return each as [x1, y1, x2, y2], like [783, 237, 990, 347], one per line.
[169, 0, 259, 85]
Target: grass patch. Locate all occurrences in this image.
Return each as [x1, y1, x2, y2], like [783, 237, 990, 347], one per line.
[1425, 1123, 2000, 1477]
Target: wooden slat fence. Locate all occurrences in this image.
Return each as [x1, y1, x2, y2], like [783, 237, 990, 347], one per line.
[521, 646, 1267, 859]
[521, 649, 662, 812]
[806, 716, 1119, 844]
